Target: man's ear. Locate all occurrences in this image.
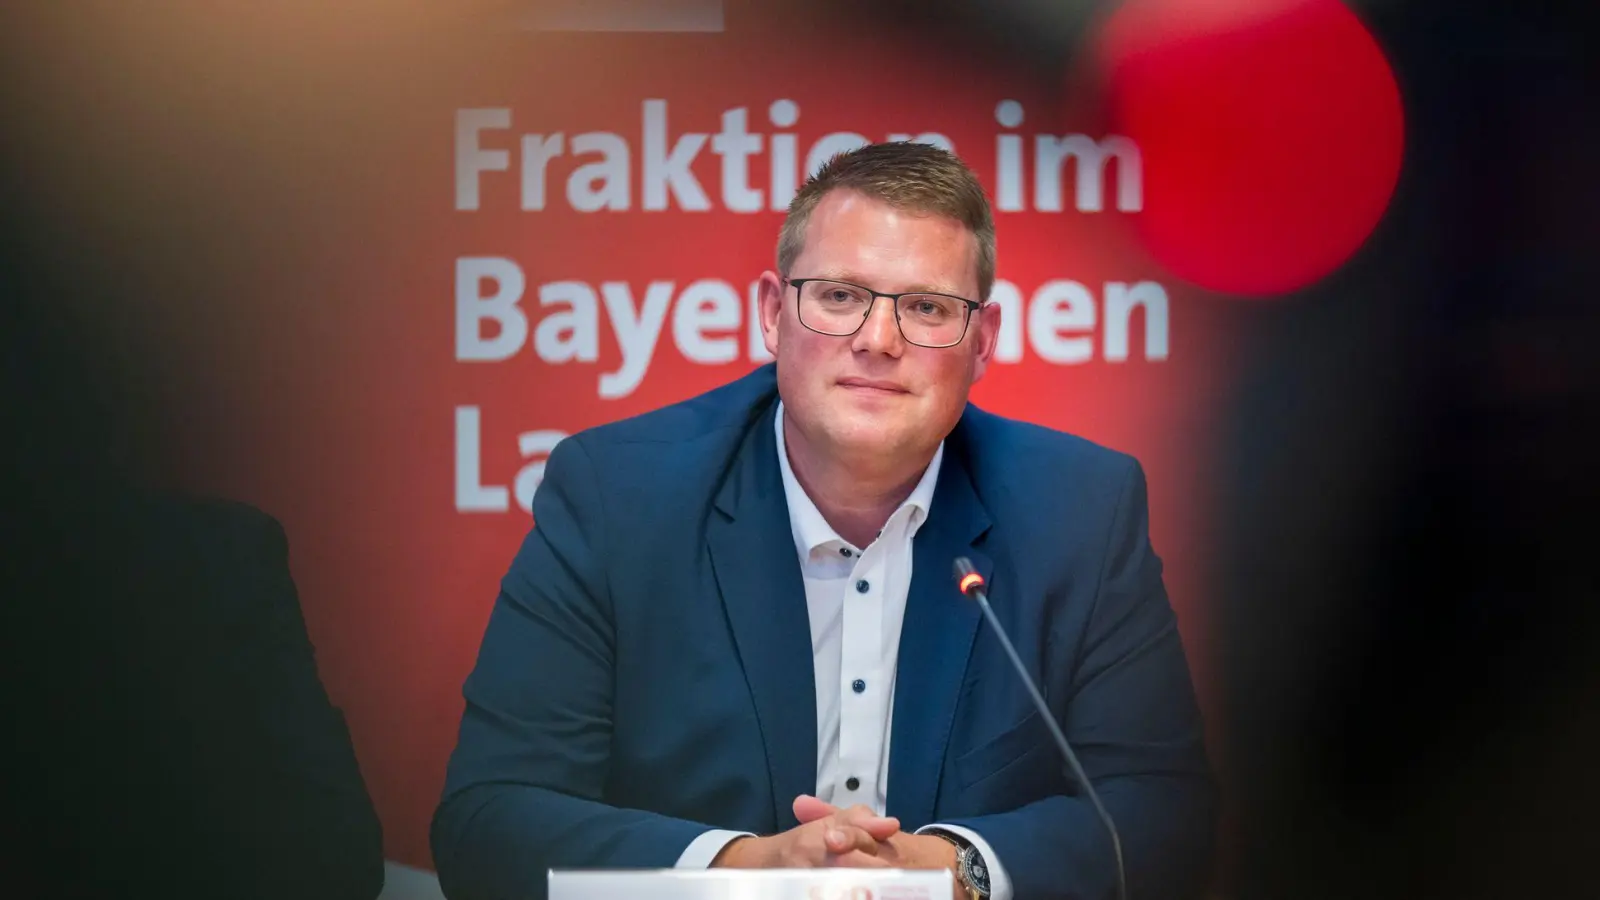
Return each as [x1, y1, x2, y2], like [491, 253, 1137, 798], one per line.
[970, 300, 1003, 383]
[758, 271, 785, 359]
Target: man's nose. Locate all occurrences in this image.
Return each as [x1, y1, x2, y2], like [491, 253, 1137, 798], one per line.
[851, 296, 905, 356]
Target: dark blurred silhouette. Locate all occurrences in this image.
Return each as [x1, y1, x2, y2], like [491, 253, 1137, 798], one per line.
[1, 490, 387, 900]
[0, 4, 491, 896]
[1213, 4, 1600, 899]
[0, 99, 384, 900]
[0, 319, 385, 900]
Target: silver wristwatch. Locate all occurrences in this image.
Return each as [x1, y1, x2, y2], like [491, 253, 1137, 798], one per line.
[931, 832, 991, 900]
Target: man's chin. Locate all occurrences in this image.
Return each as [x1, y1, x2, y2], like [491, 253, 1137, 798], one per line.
[821, 418, 910, 457]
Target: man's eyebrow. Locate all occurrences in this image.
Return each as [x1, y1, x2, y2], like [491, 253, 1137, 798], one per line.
[810, 271, 968, 297]
[907, 283, 969, 297]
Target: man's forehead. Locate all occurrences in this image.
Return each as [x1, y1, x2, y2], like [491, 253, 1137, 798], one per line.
[796, 218, 979, 297]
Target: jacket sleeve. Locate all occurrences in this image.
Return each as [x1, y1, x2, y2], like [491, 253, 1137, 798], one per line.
[941, 459, 1217, 900]
[432, 436, 716, 900]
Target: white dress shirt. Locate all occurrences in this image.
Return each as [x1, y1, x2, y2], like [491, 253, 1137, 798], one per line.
[675, 404, 1013, 900]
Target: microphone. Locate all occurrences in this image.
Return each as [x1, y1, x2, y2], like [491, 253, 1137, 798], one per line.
[953, 557, 1127, 900]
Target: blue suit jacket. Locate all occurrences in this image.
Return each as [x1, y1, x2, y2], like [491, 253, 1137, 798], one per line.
[433, 365, 1215, 900]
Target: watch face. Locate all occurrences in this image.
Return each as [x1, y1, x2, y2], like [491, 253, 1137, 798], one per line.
[963, 849, 991, 894]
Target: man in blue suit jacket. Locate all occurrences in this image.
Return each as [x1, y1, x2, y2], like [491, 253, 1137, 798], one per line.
[433, 143, 1214, 900]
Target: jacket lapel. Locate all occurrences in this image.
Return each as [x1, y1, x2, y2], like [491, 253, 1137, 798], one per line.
[706, 400, 818, 831]
[885, 440, 992, 827]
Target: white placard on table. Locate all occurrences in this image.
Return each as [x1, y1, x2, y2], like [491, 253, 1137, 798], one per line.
[549, 868, 953, 900]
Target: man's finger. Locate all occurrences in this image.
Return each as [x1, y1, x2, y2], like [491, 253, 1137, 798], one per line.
[822, 824, 882, 857]
[793, 794, 838, 825]
[832, 804, 901, 841]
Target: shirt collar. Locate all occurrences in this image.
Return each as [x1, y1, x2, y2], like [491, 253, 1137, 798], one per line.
[774, 400, 944, 558]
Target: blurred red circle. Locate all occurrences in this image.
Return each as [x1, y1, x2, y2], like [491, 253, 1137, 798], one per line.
[1097, 0, 1404, 297]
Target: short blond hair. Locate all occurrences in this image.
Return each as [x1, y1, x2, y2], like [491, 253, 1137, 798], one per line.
[777, 142, 996, 301]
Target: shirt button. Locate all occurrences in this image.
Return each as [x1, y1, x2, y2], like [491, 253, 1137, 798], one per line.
[855, 579, 870, 593]
[852, 679, 866, 694]
[846, 776, 860, 791]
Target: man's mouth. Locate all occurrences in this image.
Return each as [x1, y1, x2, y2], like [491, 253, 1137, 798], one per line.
[838, 378, 908, 394]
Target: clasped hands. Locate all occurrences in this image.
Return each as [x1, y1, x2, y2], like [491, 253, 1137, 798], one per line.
[712, 795, 958, 873]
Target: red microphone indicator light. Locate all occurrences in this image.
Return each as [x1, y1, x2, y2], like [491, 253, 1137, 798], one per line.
[953, 557, 985, 597]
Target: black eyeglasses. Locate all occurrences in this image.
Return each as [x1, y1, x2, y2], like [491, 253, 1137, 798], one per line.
[783, 277, 982, 349]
